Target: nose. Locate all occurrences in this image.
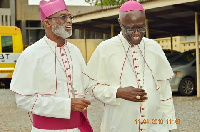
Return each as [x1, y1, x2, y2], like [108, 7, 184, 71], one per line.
[131, 28, 140, 35]
[65, 17, 72, 23]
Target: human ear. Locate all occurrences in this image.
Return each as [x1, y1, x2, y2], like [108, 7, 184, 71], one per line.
[43, 19, 51, 28]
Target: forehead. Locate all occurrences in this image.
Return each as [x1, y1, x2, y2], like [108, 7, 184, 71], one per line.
[119, 10, 145, 25]
[51, 9, 71, 17]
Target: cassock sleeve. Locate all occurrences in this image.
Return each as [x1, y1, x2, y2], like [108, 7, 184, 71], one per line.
[15, 94, 71, 119]
[10, 48, 71, 119]
[79, 50, 104, 107]
[84, 44, 120, 106]
[158, 80, 177, 130]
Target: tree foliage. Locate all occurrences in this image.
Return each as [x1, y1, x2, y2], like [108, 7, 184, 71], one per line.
[85, 0, 150, 6]
[85, 0, 132, 6]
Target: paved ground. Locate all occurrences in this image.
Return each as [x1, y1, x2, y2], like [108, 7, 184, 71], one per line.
[1, 89, 200, 132]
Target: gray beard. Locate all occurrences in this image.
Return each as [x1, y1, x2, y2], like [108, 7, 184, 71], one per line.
[52, 20, 72, 39]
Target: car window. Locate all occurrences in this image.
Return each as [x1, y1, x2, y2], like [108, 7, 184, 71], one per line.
[167, 53, 182, 63]
[170, 51, 195, 65]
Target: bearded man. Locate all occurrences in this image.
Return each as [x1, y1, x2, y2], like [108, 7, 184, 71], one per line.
[84, 1, 177, 132]
[10, 0, 92, 131]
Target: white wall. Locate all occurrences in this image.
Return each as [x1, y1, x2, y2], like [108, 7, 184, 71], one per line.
[182, 35, 200, 41]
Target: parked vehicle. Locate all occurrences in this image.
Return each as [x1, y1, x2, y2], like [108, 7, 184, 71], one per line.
[0, 26, 23, 88]
[163, 49, 182, 62]
[169, 49, 196, 96]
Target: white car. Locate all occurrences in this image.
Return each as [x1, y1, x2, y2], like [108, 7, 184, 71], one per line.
[169, 49, 196, 96]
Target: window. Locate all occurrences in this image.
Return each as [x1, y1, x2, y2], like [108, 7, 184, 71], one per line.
[1, 36, 13, 52]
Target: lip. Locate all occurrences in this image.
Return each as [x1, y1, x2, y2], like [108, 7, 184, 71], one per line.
[130, 35, 140, 41]
[66, 25, 72, 30]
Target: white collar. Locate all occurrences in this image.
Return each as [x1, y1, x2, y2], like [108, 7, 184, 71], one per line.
[44, 35, 67, 47]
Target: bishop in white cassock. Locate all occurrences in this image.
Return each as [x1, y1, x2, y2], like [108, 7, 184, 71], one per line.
[84, 1, 177, 132]
[10, 0, 92, 131]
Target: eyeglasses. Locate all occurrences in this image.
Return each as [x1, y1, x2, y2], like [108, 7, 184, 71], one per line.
[46, 15, 74, 21]
[122, 24, 146, 34]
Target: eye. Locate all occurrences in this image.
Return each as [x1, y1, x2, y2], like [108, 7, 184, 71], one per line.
[139, 27, 146, 30]
[60, 15, 67, 19]
[127, 29, 134, 32]
[69, 16, 74, 20]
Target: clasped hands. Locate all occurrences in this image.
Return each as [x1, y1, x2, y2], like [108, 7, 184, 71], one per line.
[116, 86, 148, 102]
[71, 98, 91, 112]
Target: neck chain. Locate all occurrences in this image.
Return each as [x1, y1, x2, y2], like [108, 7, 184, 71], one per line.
[118, 35, 145, 89]
[44, 38, 75, 98]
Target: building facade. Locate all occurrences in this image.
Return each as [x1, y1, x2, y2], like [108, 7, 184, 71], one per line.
[0, 0, 199, 62]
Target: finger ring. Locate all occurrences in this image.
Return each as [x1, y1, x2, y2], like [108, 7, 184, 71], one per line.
[83, 107, 87, 111]
[136, 95, 141, 100]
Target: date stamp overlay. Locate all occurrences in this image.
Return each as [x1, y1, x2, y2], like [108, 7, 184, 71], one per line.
[135, 119, 180, 124]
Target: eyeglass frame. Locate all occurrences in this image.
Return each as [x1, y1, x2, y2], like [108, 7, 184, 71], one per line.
[122, 24, 146, 34]
[46, 15, 75, 21]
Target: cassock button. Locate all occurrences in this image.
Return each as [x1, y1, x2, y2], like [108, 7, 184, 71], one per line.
[138, 79, 141, 81]
[68, 75, 71, 79]
[142, 108, 145, 110]
[68, 83, 71, 85]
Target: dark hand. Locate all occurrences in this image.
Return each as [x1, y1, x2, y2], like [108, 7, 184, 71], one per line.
[71, 98, 91, 112]
[116, 86, 147, 102]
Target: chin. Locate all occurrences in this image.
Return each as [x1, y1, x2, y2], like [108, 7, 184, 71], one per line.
[132, 42, 140, 45]
[130, 39, 142, 45]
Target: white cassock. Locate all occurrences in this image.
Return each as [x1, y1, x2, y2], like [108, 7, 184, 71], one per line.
[10, 36, 89, 132]
[84, 32, 177, 132]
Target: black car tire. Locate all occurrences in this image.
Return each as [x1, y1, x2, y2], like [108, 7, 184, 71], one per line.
[4, 79, 11, 89]
[178, 77, 195, 96]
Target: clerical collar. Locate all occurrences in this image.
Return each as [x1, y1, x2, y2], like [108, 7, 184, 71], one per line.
[44, 35, 67, 47]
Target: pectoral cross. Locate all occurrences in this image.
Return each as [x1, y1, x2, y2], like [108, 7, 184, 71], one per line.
[70, 88, 77, 98]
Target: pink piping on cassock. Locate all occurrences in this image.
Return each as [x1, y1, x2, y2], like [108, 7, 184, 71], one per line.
[82, 72, 97, 81]
[10, 46, 59, 123]
[160, 97, 173, 102]
[10, 46, 58, 96]
[119, 34, 173, 131]
[120, 44, 131, 86]
[82, 72, 106, 106]
[120, 33, 159, 90]
[11, 43, 90, 125]
[60, 44, 72, 98]
[157, 74, 175, 81]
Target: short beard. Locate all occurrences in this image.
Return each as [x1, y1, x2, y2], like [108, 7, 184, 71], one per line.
[51, 20, 72, 39]
[124, 32, 144, 45]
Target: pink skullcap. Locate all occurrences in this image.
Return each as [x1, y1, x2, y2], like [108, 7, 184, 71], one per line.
[119, 0, 145, 12]
[40, 0, 68, 22]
